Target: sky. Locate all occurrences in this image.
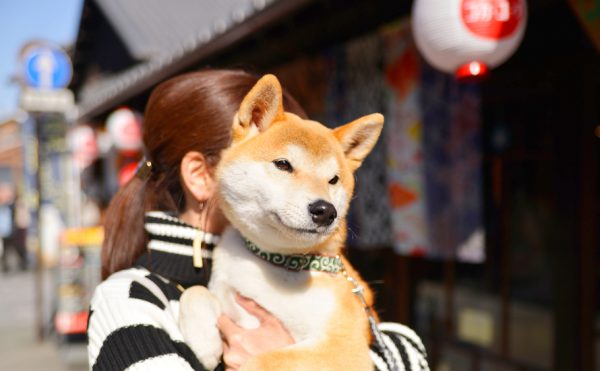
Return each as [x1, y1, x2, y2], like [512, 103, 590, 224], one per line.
[0, 0, 83, 120]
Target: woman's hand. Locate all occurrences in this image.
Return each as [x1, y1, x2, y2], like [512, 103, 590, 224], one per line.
[217, 294, 294, 371]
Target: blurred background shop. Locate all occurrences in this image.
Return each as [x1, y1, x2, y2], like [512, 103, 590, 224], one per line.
[1, 0, 599, 370]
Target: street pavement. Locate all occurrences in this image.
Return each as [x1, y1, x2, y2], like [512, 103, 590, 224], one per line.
[0, 269, 88, 371]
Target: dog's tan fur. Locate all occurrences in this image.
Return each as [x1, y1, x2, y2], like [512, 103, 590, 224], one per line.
[180, 74, 384, 371]
[219, 75, 382, 370]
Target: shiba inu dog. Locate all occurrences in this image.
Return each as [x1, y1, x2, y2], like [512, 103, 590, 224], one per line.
[179, 75, 384, 370]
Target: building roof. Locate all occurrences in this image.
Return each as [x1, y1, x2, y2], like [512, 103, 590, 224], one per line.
[75, 0, 312, 120]
[95, 0, 272, 61]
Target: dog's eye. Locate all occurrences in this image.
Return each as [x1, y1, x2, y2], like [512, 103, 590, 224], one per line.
[329, 175, 339, 185]
[273, 159, 293, 172]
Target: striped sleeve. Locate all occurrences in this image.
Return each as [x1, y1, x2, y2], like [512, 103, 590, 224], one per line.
[372, 322, 429, 371]
[87, 270, 207, 371]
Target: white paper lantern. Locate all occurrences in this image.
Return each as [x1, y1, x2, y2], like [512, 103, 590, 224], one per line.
[106, 107, 143, 152]
[412, 0, 527, 79]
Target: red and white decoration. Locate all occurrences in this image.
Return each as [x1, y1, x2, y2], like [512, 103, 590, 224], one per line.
[106, 107, 143, 153]
[412, 0, 527, 81]
[118, 162, 138, 187]
[69, 125, 98, 169]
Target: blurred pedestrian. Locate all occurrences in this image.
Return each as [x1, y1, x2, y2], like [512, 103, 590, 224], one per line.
[0, 185, 27, 272]
[12, 196, 29, 270]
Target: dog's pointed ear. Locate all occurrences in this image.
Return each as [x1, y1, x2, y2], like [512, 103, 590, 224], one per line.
[333, 113, 384, 171]
[233, 74, 285, 142]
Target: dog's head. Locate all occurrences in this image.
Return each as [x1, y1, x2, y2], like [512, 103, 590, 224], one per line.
[217, 75, 383, 254]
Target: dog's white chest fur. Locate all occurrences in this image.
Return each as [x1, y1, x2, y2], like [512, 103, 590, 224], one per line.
[209, 228, 337, 342]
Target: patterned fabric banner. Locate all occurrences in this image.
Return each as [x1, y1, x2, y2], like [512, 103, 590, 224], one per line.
[421, 64, 485, 263]
[382, 22, 431, 257]
[382, 21, 485, 262]
[568, 0, 600, 51]
[344, 34, 393, 248]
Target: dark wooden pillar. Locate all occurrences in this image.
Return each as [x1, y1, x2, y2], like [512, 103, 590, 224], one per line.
[551, 59, 587, 371]
[577, 61, 598, 371]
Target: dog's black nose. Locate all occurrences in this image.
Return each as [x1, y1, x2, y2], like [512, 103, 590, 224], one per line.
[308, 200, 337, 227]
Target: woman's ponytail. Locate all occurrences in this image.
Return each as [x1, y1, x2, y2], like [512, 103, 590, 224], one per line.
[101, 176, 151, 279]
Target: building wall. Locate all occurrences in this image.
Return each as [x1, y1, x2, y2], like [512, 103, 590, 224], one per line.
[0, 119, 23, 186]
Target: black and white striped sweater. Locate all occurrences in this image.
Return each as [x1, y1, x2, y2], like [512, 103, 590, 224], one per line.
[87, 211, 429, 370]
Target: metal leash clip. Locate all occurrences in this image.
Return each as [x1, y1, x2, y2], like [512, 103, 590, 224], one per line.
[339, 259, 399, 371]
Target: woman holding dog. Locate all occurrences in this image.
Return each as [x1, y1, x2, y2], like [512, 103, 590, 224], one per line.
[87, 69, 428, 371]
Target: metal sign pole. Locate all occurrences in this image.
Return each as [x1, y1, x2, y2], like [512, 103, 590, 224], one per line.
[34, 114, 44, 341]
[20, 113, 44, 340]
[18, 42, 74, 342]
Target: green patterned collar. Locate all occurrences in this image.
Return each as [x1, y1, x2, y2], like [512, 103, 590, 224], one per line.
[243, 238, 343, 273]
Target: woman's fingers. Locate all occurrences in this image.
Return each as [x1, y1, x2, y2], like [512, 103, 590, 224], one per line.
[223, 346, 243, 370]
[217, 315, 240, 340]
[234, 293, 270, 323]
[217, 297, 295, 370]
[218, 316, 244, 370]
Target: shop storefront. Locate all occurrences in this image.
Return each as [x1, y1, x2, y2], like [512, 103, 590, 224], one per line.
[69, 0, 599, 369]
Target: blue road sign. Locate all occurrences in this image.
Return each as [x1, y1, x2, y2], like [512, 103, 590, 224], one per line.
[23, 46, 72, 90]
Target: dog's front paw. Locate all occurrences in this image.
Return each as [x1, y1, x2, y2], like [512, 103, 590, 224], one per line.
[198, 351, 222, 371]
[179, 286, 222, 370]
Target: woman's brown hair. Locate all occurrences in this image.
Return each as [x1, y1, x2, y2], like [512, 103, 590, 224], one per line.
[101, 69, 306, 279]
